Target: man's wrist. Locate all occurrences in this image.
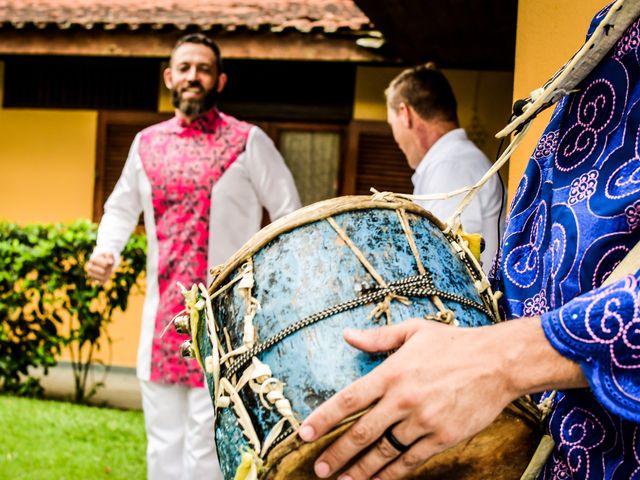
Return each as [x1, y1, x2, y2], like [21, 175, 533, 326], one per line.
[492, 317, 587, 400]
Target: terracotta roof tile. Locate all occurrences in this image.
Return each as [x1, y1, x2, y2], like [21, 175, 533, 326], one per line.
[0, 0, 372, 33]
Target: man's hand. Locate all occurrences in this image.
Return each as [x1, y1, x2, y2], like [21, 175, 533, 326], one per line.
[86, 252, 116, 284]
[298, 317, 586, 480]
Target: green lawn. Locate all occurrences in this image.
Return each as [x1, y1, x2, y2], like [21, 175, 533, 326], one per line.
[0, 395, 146, 479]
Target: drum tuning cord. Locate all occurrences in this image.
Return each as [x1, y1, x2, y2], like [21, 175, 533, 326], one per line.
[222, 273, 492, 379]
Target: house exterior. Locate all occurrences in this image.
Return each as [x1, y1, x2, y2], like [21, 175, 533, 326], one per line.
[0, 0, 523, 371]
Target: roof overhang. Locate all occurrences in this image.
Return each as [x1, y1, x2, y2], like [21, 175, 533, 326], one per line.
[353, 0, 518, 70]
[0, 28, 392, 62]
[0, 0, 396, 63]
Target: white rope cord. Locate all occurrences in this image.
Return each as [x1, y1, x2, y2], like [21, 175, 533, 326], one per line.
[327, 216, 388, 287]
[445, 122, 532, 235]
[221, 327, 238, 387]
[395, 208, 454, 323]
[326, 216, 411, 323]
[236, 358, 300, 457]
[446, 231, 499, 317]
[218, 261, 261, 365]
[498, 0, 640, 138]
[208, 262, 254, 301]
[197, 283, 223, 411]
[371, 185, 472, 204]
[537, 391, 558, 419]
[368, 197, 500, 320]
[218, 377, 262, 452]
[238, 259, 261, 349]
[369, 119, 531, 241]
[197, 261, 302, 469]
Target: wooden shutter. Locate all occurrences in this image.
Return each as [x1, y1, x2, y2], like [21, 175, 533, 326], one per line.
[93, 111, 172, 221]
[342, 121, 414, 196]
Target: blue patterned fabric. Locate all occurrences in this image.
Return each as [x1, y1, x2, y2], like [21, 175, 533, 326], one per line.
[493, 5, 640, 478]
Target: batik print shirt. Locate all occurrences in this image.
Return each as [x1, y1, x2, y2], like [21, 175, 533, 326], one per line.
[93, 110, 301, 387]
[493, 6, 640, 479]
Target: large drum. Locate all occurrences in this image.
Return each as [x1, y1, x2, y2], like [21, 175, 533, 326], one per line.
[178, 196, 542, 479]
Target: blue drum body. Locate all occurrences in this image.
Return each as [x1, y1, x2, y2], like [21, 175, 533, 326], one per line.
[191, 197, 499, 479]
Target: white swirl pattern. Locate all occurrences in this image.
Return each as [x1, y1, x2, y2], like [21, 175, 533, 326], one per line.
[493, 8, 640, 479]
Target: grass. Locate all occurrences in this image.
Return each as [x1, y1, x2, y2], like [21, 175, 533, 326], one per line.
[0, 395, 146, 479]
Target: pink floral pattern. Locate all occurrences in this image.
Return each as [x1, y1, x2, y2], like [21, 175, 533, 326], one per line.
[568, 170, 598, 205]
[534, 131, 559, 159]
[625, 200, 640, 229]
[139, 110, 251, 387]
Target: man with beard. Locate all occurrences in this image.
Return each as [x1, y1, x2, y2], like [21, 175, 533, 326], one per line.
[86, 33, 300, 480]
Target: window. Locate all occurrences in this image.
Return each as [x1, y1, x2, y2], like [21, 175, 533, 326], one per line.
[261, 123, 345, 206]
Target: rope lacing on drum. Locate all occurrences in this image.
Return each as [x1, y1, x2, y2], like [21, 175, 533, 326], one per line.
[223, 273, 491, 379]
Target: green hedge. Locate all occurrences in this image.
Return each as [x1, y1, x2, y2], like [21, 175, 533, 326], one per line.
[0, 219, 146, 401]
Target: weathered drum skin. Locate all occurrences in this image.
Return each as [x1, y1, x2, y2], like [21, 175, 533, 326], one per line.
[192, 197, 540, 479]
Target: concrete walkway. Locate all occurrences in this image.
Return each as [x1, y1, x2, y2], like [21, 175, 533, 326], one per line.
[38, 362, 142, 410]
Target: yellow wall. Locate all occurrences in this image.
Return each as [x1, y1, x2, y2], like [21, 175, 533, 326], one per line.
[509, 0, 610, 204]
[158, 62, 173, 113]
[105, 289, 144, 367]
[0, 110, 97, 223]
[353, 66, 515, 174]
[0, 61, 143, 368]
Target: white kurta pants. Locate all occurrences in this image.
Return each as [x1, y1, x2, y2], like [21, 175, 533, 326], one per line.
[140, 380, 222, 480]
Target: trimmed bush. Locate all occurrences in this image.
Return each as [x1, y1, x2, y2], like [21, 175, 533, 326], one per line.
[0, 219, 145, 401]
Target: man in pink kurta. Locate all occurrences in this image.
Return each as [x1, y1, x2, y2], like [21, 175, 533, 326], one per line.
[87, 34, 300, 480]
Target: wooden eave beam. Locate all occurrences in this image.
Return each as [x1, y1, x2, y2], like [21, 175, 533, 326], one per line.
[0, 29, 391, 62]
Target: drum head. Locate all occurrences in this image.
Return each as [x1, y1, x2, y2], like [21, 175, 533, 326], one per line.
[186, 196, 527, 479]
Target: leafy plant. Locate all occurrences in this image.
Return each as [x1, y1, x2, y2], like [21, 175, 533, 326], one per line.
[0, 220, 146, 401]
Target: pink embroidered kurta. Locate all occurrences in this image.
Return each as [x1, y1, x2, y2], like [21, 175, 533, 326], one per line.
[139, 110, 251, 387]
[93, 111, 300, 386]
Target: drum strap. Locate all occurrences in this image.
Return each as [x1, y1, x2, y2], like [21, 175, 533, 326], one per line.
[223, 273, 491, 379]
[372, 0, 640, 237]
[450, 0, 640, 234]
[498, 0, 640, 138]
[602, 239, 640, 286]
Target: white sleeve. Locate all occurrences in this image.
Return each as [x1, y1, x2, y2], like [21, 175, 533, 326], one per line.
[92, 134, 144, 265]
[245, 127, 301, 220]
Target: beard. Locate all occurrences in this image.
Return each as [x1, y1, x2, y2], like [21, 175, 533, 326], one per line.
[171, 80, 219, 118]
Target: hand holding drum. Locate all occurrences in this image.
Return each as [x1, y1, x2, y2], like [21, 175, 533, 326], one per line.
[299, 317, 585, 480]
[176, 196, 582, 479]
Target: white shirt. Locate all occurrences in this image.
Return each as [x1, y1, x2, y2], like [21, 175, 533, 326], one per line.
[412, 128, 505, 273]
[93, 125, 301, 381]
